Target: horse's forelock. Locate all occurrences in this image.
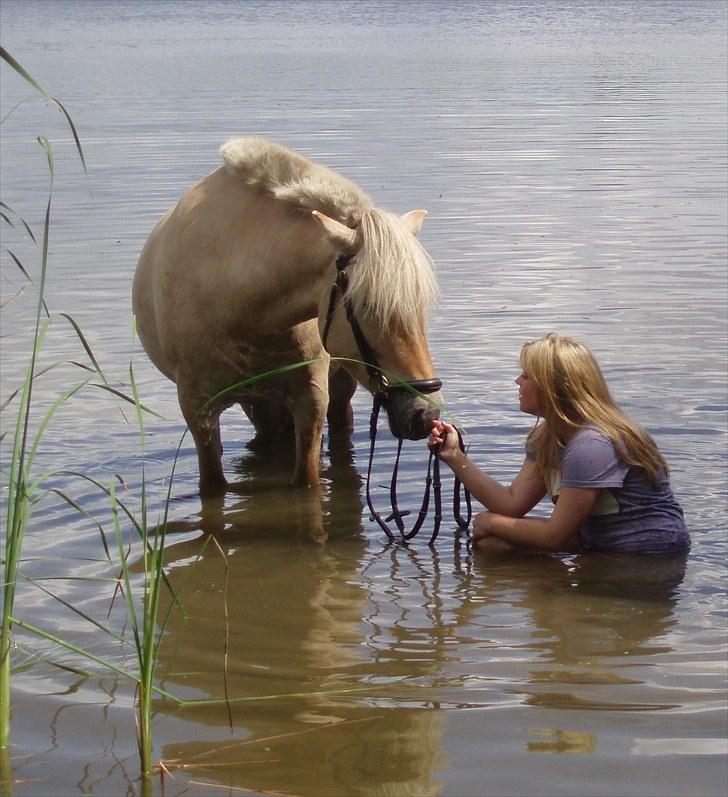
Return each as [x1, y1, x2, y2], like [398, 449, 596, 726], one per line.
[348, 209, 439, 331]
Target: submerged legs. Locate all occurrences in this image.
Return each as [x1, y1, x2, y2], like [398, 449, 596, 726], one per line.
[176, 359, 355, 497]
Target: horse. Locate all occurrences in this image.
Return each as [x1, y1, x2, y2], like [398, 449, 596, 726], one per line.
[132, 137, 443, 499]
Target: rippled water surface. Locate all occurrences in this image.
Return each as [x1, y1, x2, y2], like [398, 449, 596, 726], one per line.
[1, 1, 726, 795]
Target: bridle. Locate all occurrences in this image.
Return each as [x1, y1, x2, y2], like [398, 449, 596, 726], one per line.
[321, 254, 443, 398]
[322, 252, 471, 545]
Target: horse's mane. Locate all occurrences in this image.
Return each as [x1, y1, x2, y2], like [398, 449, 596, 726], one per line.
[220, 137, 439, 330]
[220, 137, 370, 227]
[350, 208, 439, 331]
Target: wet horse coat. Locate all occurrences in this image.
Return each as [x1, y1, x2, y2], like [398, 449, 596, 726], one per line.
[133, 137, 442, 497]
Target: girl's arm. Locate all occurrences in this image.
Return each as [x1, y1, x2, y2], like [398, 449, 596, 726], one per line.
[473, 486, 601, 552]
[429, 420, 546, 517]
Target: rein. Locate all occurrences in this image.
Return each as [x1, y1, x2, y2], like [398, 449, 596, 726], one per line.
[323, 253, 472, 545]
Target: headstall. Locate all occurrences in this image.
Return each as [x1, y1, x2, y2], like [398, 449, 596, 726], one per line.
[322, 253, 471, 545]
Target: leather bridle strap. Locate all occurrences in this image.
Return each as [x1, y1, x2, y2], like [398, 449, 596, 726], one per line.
[386, 436, 436, 542]
[321, 254, 352, 349]
[323, 255, 443, 397]
[365, 393, 472, 545]
[449, 426, 473, 535]
[322, 253, 382, 388]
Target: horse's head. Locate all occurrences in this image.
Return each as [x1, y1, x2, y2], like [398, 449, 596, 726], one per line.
[313, 207, 443, 440]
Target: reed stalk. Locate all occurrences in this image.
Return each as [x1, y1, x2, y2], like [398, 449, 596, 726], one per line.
[1, 149, 55, 752]
[107, 342, 178, 776]
[0, 47, 88, 755]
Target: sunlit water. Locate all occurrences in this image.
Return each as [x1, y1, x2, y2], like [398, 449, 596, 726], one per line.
[1, 1, 726, 795]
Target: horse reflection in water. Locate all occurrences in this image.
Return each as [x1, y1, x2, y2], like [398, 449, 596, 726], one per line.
[155, 471, 455, 797]
[191, 420, 365, 543]
[133, 137, 442, 500]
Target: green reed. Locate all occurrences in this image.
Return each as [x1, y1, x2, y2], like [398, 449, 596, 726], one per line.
[108, 334, 185, 776]
[0, 47, 93, 755]
[0, 49, 185, 780]
[0, 48, 85, 750]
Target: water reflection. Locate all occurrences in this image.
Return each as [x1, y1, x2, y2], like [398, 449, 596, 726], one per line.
[154, 486, 470, 795]
[155, 536, 447, 795]
[525, 727, 596, 755]
[479, 553, 687, 712]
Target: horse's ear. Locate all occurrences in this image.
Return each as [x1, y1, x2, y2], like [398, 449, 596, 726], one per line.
[400, 209, 428, 237]
[311, 210, 359, 253]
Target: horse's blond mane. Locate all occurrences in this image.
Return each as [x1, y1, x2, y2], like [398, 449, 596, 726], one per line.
[220, 137, 438, 330]
[350, 208, 439, 331]
[220, 137, 371, 227]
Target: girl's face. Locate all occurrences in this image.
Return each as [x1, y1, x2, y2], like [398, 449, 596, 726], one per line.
[516, 372, 540, 416]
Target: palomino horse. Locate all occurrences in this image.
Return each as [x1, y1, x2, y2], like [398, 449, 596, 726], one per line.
[133, 137, 442, 498]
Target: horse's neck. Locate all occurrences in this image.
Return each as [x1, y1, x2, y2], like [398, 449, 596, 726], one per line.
[241, 240, 336, 337]
[201, 169, 336, 331]
[271, 262, 331, 328]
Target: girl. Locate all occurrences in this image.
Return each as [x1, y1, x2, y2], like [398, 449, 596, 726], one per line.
[430, 333, 690, 555]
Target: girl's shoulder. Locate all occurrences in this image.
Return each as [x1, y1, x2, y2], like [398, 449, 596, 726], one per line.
[565, 426, 622, 467]
[569, 425, 613, 447]
[563, 426, 629, 486]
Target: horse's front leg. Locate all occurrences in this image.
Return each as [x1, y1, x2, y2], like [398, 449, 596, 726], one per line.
[287, 360, 330, 488]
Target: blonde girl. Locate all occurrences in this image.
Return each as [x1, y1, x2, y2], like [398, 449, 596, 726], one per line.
[429, 333, 690, 555]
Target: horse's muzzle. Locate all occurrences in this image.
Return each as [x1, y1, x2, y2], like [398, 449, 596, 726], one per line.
[383, 382, 443, 440]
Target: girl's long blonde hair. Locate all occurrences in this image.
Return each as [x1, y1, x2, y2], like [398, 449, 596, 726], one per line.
[522, 333, 668, 487]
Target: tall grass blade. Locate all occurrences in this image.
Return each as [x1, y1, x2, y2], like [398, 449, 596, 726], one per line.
[0, 200, 36, 241]
[210, 537, 233, 732]
[203, 358, 323, 408]
[60, 312, 108, 384]
[0, 388, 20, 415]
[91, 383, 162, 417]
[0, 47, 88, 175]
[48, 488, 112, 560]
[55, 470, 183, 607]
[7, 617, 179, 701]
[110, 482, 142, 655]
[5, 249, 34, 284]
[25, 380, 87, 476]
[18, 576, 128, 646]
[1, 52, 81, 755]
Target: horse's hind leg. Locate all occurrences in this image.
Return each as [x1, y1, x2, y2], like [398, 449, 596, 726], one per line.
[178, 388, 226, 499]
[192, 421, 226, 499]
[326, 365, 356, 435]
[241, 398, 295, 452]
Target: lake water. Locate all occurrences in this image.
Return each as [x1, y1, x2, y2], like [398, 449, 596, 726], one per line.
[1, 1, 726, 795]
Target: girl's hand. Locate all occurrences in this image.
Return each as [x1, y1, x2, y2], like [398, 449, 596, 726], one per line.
[471, 513, 523, 554]
[428, 419, 461, 463]
[472, 512, 498, 538]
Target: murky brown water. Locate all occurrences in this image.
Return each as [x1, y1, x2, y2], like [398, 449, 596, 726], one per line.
[1, 1, 727, 795]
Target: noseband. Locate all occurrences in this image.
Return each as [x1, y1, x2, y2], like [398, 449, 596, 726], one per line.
[322, 253, 471, 545]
